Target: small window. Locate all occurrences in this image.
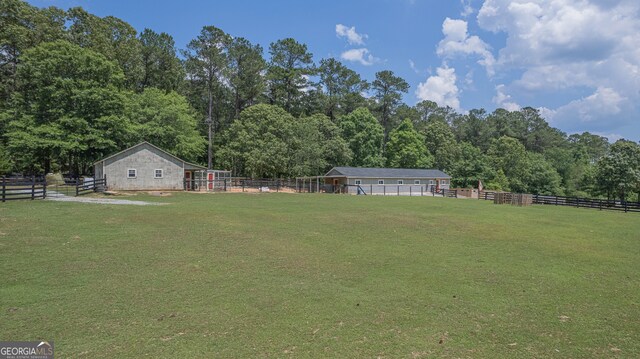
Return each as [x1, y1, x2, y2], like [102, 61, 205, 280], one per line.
[397, 180, 404, 185]
[127, 169, 137, 178]
[429, 180, 434, 185]
[414, 180, 420, 185]
[441, 180, 447, 185]
[354, 179, 362, 185]
[154, 169, 163, 179]
[378, 180, 384, 185]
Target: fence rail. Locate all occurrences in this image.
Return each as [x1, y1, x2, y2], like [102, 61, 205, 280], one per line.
[183, 178, 297, 192]
[234, 179, 296, 192]
[1, 175, 107, 202]
[75, 177, 107, 196]
[479, 191, 640, 213]
[298, 183, 458, 198]
[1, 176, 47, 202]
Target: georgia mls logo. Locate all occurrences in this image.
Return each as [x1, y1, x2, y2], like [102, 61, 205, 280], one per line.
[0, 341, 54, 359]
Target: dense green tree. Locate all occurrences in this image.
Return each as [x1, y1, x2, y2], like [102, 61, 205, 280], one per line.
[318, 58, 368, 121]
[415, 100, 460, 127]
[595, 140, 640, 201]
[0, 144, 12, 174]
[484, 109, 526, 147]
[568, 132, 610, 163]
[138, 29, 183, 92]
[266, 38, 315, 115]
[451, 108, 488, 147]
[423, 119, 459, 171]
[520, 107, 566, 153]
[227, 37, 266, 118]
[127, 88, 205, 162]
[371, 70, 409, 147]
[291, 113, 351, 176]
[485, 169, 509, 191]
[385, 119, 433, 168]
[217, 104, 295, 178]
[339, 108, 385, 167]
[487, 136, 529, 192]
[393, 104, 421, 131]
[0, 0, 65, 104]
[449, 142, 489, 188]
[544, 142, 605, 197]
[4, 40, 130, 175]
[67, 8, 143, 90]
[525, 152, 563, 195]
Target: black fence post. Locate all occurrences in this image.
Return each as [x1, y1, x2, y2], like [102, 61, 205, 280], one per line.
[31, 176, 35, 200]
[1, 176, 5, 203]
[383, 186, 386, 196]
[43, 178, 47, 199]
[75, 178, 79, 196]
[276, 180, 280, 193]
[397, 186, 399, 196]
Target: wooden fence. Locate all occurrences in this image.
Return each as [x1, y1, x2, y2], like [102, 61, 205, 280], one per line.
[1, 176, 46, 202]
[1, 176, 107, 202]
[235, 179, 295, 192]
[75, 177, 107, 196]
[480, 191, 640, 213]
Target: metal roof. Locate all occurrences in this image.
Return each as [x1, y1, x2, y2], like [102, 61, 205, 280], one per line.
[325, 167, 451, 179]
[93, 141, 206, 170]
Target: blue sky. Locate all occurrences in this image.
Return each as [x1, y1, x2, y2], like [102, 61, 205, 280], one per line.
[29, 0, 640, 141]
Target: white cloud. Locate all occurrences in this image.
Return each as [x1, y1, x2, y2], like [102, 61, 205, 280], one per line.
[437, 18, 496, 76]
[475, 0, 640, 137]
[415, 66, 461, 111]
[538, 87, 630, 135]
[409, 59, 420, 74]
[492, 84, 520, 111]
[341, 48, 378, 66]
[336, 24, 368, 45]
[460, 0, 474, 17]
[551, 87, 627, 123]
[464, 69, 474, 87]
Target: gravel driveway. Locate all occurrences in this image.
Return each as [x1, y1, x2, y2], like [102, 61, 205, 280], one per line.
[46, 192, 164, 205]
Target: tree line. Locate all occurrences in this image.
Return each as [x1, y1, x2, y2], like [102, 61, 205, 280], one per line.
[0, 0, 639, 201]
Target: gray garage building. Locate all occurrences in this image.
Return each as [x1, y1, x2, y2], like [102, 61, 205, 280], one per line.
[94, 142, 206, 191]
[322, 166, 451, 194]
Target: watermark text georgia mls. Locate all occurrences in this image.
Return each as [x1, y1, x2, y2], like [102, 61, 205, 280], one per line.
[0, 341, 54, 359]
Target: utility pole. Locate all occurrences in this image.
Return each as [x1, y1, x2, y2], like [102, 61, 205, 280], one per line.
[206, 86, 213, 170]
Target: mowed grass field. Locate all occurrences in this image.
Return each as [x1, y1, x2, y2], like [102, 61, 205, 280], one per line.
[1, 193, 639, 358]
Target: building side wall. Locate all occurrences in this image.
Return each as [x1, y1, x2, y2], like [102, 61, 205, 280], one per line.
[103, 145, 185, 190]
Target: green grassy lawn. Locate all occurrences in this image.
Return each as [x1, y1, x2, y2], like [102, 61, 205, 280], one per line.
[1, 193, 639, 358]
